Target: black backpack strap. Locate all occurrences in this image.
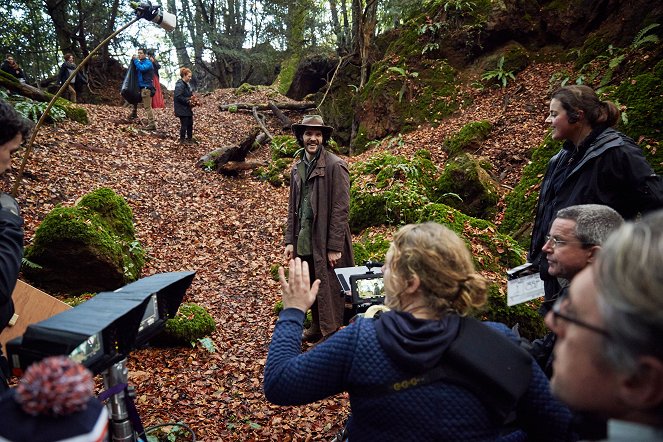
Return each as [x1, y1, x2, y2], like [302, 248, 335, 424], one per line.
[352, 317, 532, 423]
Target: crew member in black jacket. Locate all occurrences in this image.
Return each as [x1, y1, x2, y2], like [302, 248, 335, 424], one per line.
[0, 100, 34, 391]
[530, 85, 663, 314]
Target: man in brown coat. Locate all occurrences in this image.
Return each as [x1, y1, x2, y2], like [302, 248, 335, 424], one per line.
[284, 115, 354, 342]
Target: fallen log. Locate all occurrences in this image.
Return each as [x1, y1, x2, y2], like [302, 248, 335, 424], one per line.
[219, 101, 316, 111]
[268, 101, 293, 129]
[0, 76, 53, 102]
[197, 127, 265, 175]
[218, 160, 268, 172]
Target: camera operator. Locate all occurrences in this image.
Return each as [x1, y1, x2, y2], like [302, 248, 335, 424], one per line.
[0, 100, 34, 392]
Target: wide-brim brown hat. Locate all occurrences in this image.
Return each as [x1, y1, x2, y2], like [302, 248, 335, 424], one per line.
[291, 114, 334, 138]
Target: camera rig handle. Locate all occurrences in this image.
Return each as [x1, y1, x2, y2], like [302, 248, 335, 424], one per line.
[364, 261, 384, 273]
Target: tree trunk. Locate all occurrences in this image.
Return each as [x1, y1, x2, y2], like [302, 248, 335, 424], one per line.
[0, 76, 53, 102]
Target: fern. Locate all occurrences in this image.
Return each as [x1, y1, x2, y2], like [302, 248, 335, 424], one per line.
[21, 257, 43, 269]
[631, 23, 660, 49]
[15, 100, 67, 123]
[481, 56, 516, 88]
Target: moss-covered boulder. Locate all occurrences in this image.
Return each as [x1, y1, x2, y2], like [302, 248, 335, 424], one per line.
[349, 150, 438, 232]
[162, 303, 216, 345]
[23, 188, 145, 295]
[610, 59, 663, 173]
[353, 57, 468, 152]
[435, 153, 499, 219]
[499, 134, 563, 248]
[444, 120, 492, 157]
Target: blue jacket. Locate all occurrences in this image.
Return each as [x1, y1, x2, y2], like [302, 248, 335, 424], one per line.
[264, 308, 575, 441]
[132, 58, 154, 89]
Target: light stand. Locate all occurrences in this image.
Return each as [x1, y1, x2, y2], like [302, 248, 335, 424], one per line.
[103, 359, 135, 441]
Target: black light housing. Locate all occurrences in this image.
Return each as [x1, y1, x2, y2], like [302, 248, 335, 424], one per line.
[6, 271, 195, 376]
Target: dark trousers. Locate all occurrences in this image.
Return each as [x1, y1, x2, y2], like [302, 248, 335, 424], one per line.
[179, 116, 193, 139]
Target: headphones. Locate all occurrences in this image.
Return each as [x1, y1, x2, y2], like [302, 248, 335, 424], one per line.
[567, 110, 580, 124]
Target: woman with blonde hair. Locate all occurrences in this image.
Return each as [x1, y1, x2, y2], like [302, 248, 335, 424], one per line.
[265, 222, 574, 441]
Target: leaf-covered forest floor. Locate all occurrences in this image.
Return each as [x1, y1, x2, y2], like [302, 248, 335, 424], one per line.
[3, 61, 563, 440]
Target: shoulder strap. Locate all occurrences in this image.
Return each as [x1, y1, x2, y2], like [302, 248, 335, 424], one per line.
[352, 317, 532, 423]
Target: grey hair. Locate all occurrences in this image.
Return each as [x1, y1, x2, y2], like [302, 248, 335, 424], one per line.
[595, 209, 663, 374]
[556, 204, 624, 246]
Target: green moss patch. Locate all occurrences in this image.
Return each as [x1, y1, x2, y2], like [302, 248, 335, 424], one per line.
[163, 303, 216, 345]
[444, 120, 492, 157]
[23, 187, 145, 294]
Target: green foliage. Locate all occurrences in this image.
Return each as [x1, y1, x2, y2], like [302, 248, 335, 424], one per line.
[21, 257, 42, 269]
[253, 158, 291, 187]
[14, 100, 66, 123]
[481, 56, 516, 88]
[387, 66, 419, 103]
[443, 120, 492, 157]
[631, 23, 660, 49]
[352, 231, 391, 265]
[197, 337, 217, 353]
[163, 303, 216, 345]
[269, 135, 300, 160]
[443, 0, 476, 12]
[350, 150, 438, 231]
[228, 105, 238, 113]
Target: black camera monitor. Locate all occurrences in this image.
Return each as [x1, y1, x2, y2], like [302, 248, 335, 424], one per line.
[334, 265, 384, 308]
[350, 273, 384, 306]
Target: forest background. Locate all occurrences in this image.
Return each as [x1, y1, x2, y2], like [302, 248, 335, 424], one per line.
[1, 0, 663, 440]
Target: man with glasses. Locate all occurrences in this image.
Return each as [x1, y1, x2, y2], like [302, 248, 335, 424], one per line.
[0, 100, 33, 391]
[531, 205, 622, 379]
[547, 209, 663, 441]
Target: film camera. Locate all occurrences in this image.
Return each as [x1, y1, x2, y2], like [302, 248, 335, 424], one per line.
[335, 261, 385, 320]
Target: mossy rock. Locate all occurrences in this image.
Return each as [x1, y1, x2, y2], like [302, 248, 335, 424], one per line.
[163, 303, 216, 345]
[435, 153, 499, 219]
[610, 59, 663, 173]
[23, 188, 145, 295]
[353, 57, 467, 150]
[418, 203, 526, 272]
[444, 120, 492, 157]
[235, 83, 257, 95]
[499, 134, 563, 248]
[349, 150, 438, 232]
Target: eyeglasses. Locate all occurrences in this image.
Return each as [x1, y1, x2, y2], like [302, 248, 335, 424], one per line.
[544, 235, 592, 250]
[550, 296, 611, 338]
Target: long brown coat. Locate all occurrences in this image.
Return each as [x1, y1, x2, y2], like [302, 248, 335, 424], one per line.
[285, 148, 354, 335]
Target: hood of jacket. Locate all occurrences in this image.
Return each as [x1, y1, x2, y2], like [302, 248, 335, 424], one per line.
[374, 310, 461, 373]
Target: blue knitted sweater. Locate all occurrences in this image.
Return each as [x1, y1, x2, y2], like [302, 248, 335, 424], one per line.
[264, 308, 575, 441]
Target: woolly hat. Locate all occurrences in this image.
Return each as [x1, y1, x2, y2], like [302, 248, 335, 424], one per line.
[291, 114, 334, 139]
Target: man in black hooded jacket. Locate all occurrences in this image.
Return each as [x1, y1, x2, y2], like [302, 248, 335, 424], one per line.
[0, 100, 33, 391]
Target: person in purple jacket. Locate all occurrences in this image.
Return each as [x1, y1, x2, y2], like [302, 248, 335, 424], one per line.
[265, 221, 576, 441]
